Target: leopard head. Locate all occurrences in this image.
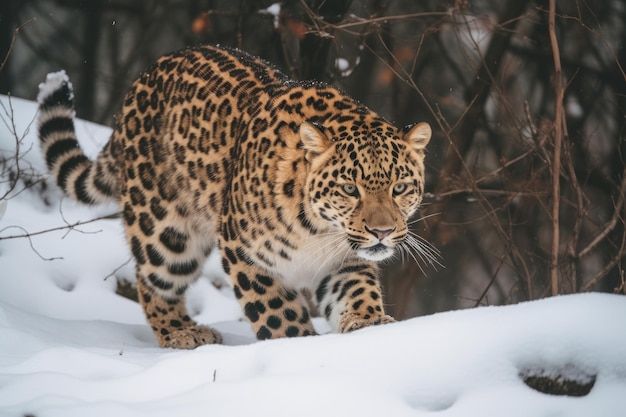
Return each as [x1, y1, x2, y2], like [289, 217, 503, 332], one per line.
[301, 119, 431, 262]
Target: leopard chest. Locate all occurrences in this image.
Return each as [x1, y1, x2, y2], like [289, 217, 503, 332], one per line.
[270, 232, 352, 291]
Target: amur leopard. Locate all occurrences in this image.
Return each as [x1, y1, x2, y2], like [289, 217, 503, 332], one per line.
[37, 45, 432, 349]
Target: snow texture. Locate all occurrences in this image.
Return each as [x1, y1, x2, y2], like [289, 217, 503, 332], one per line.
[36, 70, 74, 105]
[1, 95, 625, 417]
[335, 57, 357, 77]
[261, 3, 281, 29]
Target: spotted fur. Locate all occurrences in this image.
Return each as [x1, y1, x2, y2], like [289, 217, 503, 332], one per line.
[37, 45, 432, 349]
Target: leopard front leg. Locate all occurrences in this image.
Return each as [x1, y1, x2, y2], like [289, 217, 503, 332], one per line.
[221, 246, 316, 340]
[314, 262, 395, 333]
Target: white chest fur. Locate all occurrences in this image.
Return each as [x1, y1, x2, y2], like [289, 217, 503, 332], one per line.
[271, 233, 353, 292]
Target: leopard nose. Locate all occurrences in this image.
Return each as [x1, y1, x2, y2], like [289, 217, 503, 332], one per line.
[365, 226, 395, 241]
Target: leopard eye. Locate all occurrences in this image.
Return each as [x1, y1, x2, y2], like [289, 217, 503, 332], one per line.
[392, 183, 408, 195]
[341, 184, 359, 197]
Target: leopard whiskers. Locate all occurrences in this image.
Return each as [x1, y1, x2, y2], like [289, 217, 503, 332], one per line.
[337, 240, 357, 271]
[395, 242, 424, 272]
[405, 231, 444, 268]
[398, 230, 443, 272]
[407, 210, 440, 227]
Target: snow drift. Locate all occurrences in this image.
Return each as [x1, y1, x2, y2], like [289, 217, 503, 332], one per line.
[1, 95, 625, 417]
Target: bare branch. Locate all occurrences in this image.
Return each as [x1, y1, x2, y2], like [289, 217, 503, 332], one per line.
[0, 94, 42, 201]
[474, 254, 507, 307]
[548, 0, 565, 296]
[0, 213, 120, 241]
[0, 18, 35, 72]
[578, 166, 626, 259]
[103, 257, 133, 281]
[582, 222, 626, 292]
[0, 225, 62, 261]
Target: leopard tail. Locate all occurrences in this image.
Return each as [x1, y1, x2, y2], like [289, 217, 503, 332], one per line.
[37, 71, 119, 204]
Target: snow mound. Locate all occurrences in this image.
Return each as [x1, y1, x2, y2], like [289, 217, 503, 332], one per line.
[1, 294, 625, 417]
[1, 95, 625, 417]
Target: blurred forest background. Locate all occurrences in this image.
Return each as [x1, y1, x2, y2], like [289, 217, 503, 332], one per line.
[1, 0, 624, 318]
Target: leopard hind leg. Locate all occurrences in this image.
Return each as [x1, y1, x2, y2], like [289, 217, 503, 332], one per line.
[129, 213, 221, 349]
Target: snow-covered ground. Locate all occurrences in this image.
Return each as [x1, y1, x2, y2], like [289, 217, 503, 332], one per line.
[1, 95, 625, 416]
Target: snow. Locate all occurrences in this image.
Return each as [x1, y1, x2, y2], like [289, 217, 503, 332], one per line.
[36, 70, 74, 104]
[335, 57, 357, 77]
[1, 94, 626, 416]
[336, 57, 350, 72]
[567, 96, 584, 118]
[260, 3, 281, 29]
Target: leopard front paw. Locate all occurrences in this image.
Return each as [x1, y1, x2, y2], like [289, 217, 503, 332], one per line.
[159, 325, 222, 349]
[339, 313, 396, 333]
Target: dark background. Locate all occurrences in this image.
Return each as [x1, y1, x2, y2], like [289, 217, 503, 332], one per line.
[2, 0, 624, 318]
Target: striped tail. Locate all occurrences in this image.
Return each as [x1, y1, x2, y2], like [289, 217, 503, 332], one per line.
[37, 71, 119, 204]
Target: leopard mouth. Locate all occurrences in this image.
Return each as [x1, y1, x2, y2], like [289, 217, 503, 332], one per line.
[370, 243, 388, 252]
[346, 233, 397, 261]
[357, 242, 395, 262]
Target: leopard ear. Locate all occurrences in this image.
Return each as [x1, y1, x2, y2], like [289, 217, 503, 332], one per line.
[300, 121, 332, 162]
[403, 122, 431, 152]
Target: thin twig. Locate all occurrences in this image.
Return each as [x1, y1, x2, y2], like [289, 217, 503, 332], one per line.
[562, 115, 585, 292]
[0, 224, 63, 261]
[548, 0, 564, 296]
[103, 257, 133, 281]
[615, 270, 625, 295]
[582, 228, 626, 291]
[0, 95, 21, 201]
[474, 254, 507, 307]
[578, 165, 626, 259]
[0, 18, 35, 72]
[557, 8, 626, 82]
[0, 213, 120, 241]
